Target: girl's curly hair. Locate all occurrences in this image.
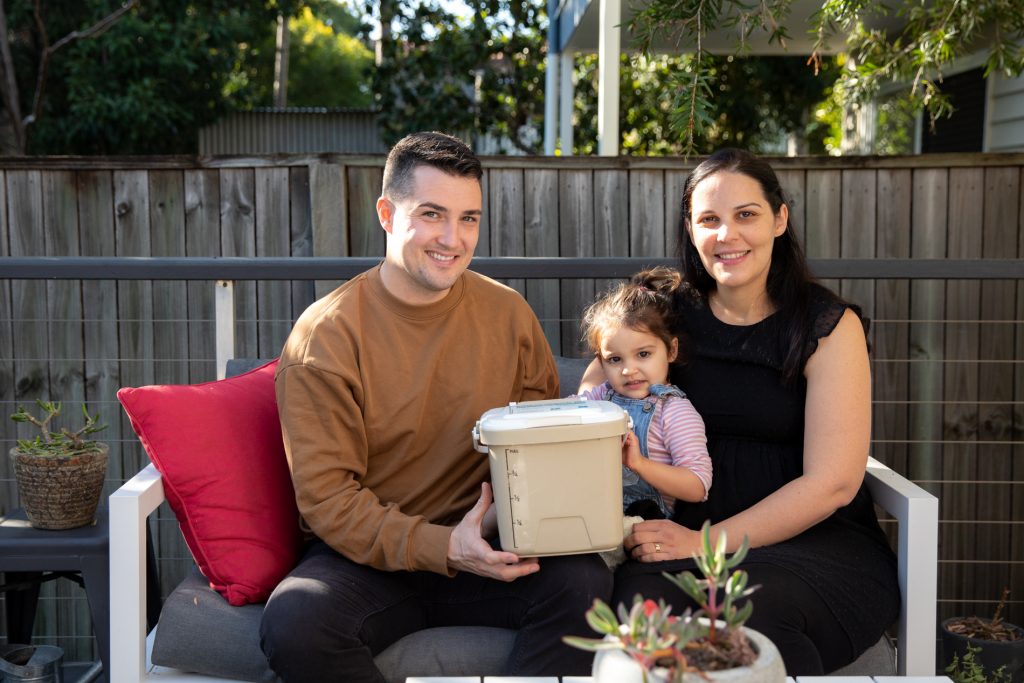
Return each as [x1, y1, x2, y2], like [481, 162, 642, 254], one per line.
[581, 266, 682, 360]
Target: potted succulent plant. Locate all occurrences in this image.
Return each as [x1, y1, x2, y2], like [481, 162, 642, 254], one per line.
[941, 588, 1023, 683]
[9, 400, 108, 529]
[564, 521, 785, 683]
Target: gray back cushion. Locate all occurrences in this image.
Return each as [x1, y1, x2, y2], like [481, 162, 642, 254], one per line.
[555, 356, 592, 397]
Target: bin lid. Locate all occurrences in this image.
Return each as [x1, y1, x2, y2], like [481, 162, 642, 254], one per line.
[475, 398, 629, 446]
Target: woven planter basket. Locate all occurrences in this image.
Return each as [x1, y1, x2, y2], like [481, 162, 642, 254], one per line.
[9, 443, 109, 530]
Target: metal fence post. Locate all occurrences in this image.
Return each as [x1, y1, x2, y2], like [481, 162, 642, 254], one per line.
[215, 280, 235, 380]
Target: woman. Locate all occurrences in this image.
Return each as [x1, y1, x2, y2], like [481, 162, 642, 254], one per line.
[591, 149, 899, 674]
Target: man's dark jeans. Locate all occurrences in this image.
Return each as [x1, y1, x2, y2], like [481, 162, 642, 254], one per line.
[259, 540, 612, 683]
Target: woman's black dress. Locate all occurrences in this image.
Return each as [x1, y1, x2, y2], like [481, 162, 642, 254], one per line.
[612, 286, 900, 672]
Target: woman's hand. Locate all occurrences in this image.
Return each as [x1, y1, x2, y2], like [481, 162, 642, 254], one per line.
[624, 519, 700, 562]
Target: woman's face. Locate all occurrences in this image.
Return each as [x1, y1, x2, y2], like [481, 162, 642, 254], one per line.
[688, 170, 788, 297]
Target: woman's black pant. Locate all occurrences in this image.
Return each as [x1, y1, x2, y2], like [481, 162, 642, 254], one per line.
[613, 559, 858, 675]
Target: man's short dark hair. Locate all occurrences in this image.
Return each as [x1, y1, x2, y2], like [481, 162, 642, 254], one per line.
[382, 132, 483, 201]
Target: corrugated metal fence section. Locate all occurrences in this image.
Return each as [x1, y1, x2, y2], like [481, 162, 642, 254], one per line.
[199, 108, 388, 154]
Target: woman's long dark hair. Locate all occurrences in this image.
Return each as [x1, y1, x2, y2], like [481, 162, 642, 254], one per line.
[677, 148, 826, 382]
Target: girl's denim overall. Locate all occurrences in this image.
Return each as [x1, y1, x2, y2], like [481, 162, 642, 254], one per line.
[608, 383, 686, 519]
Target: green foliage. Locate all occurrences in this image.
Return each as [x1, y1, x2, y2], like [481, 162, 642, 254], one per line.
[11, 400, 107, 457]
[6, 0, 300, 154]
[629, 0, 794, 155]
[945, 643, 1011, 683]
[662, 520, 757, 641]
[573, 52, 839, 155]
[368, 0, 546, 152]
[633, 0, 1024, 153]
[563, 521, 757, 681]
[233, 2, 373, 108]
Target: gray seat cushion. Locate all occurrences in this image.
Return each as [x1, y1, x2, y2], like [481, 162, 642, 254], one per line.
[152, 570, 515, 683]
[153, 565, 894, 681]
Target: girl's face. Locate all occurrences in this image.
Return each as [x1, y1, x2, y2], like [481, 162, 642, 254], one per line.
[688, 171, 787, 298]
[598, 324, 678, 399]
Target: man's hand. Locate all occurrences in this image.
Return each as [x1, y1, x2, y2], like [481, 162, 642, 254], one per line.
[447, 482, 540, 581]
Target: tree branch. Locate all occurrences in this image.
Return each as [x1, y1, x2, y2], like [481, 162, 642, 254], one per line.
[28, 0, 137, 136]
[49, 0, 137, 54]
[0, 0, 26, 151]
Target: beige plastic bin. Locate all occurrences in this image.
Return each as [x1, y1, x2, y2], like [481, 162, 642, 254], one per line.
[472, 398, 628, 557]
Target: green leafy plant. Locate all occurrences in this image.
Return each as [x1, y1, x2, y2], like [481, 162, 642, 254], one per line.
[10, 400, 107, 457]
[945, 643, 1011, 683]
[564, 521, 759, 681]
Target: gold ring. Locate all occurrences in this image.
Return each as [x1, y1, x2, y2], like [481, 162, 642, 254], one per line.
[655, 543, 662, 552]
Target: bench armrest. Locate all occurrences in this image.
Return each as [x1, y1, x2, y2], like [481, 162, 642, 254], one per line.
[110, 464, 166, 683]
[864, 456, 939, 676]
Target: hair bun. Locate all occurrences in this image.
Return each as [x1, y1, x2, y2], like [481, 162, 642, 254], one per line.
[631, 266, 682, 297]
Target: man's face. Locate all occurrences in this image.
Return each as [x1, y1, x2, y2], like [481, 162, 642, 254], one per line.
[377, 165, 482, 305]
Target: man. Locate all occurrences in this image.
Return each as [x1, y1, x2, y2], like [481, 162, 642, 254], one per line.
[261, 131, 611, 682]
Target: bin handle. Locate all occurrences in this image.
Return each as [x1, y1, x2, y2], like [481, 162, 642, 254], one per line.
[471, 423, 488, 453]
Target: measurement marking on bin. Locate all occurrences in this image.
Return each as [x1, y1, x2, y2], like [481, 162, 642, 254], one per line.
[505, 448, 519, 548]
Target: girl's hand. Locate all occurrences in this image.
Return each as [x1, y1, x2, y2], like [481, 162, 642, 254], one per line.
[625, 519, 700, 562]
[621, 431, 645, 473]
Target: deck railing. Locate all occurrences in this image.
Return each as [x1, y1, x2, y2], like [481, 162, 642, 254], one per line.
[1, 255, 1022, 663]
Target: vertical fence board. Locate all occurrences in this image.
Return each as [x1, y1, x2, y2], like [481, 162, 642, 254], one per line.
[8, 171, 49, 406]
[113, 171, 153, 490]
[524, 169, 561, 355]
[909, 168, 948, 494]
[7, 169, 50, 643]
[594, 169, 630, 304]
[184, 170, 220, 383]
[148, 169, 194, 600]
[559, 170, 594, 356]
[149, 171, 188, 388]
[489, 169, 526, 296]
[941, 167, 984, 618]
[663, 169, 688, 258]
[5, 171, 52, 649]
[42, 169, 89, 659]
[0, 172, 13, 512]
[629, 170, 665, 258]
[776, 169, 807, 248]
[1013, 181, 1024, 624]
[256, 168, 292, 358]
[42, 171, 84, 406]
[804, 170, 841, 290]
[220, 170, 257, 360]
[311, 162, 347, 297]
[840, 170, 876, 319]
[77, 170, 121, 513]
[873, 169, 911, 481]
[477, 171, 491, 257]
[346, 166, 382, 260]
[289, 166, 315, 316]
[975, 167, 1018, 605]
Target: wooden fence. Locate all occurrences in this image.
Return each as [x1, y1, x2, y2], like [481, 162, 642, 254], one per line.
[0, 152, 1022, 665]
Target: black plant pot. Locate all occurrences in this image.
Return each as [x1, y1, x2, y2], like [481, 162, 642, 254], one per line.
[941, 617, 1024, 683]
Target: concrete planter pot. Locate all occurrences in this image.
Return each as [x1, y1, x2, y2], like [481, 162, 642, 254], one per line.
[592, 625, 786, 683]
[10, 443, 109, 529]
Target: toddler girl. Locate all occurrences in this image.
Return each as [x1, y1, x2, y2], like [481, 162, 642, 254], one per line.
[579, 267, 711, 520]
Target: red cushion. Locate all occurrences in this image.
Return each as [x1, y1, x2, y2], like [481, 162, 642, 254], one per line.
[117, 359, 301, 606]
